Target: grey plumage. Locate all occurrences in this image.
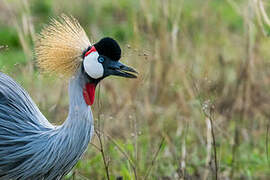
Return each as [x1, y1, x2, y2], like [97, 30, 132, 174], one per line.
[0, 15, 137, 180]
[0, 68, 94, 179]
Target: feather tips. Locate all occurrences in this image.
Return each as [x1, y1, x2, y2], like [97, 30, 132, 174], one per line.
[35, 14, 91, 77]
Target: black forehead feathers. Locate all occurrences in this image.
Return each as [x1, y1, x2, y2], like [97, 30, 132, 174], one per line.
[93, 37, 121, 61]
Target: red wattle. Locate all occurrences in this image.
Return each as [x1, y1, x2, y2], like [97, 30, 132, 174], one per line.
[83, 83, 96, 106]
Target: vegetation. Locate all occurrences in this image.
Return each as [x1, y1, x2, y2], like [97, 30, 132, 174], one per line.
[1, 0, 270, 179]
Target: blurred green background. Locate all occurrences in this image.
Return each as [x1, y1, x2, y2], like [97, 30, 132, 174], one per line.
[1, 0, 270, 179]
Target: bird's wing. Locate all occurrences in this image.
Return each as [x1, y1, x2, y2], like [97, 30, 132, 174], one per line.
[0, 72, 55, 177]
[0, 72, 54, 131]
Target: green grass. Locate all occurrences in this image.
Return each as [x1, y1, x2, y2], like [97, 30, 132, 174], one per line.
[0, 50, 27, 71]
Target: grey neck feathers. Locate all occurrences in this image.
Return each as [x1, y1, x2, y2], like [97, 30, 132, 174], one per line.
[44, 69, 94, 179]
[62, 69, 93, 129]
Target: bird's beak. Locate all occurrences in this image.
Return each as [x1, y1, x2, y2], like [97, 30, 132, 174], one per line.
[104, 58, 138, 78]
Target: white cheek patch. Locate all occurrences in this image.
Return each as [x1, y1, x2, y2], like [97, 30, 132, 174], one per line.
[83, 52, 104, 79]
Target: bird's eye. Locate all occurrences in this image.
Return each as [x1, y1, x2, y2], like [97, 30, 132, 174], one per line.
[98, 56, 104, 63]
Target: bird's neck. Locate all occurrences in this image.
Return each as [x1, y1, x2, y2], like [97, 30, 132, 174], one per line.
[58, 72, 94, 150]
[40, 72, 94, 177]
[64, 71, 93, 127]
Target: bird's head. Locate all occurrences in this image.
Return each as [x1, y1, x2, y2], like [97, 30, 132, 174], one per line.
[35, 15, 137, 106]
[83, 37, 137, 83]
[81, 37, 137, 105]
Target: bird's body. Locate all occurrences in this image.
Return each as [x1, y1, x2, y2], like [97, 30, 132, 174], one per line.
[0, 69, 94, 179]
[0, 15, 137, 179]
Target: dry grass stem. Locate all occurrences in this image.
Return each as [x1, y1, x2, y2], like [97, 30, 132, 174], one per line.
[143, 137, 165, 180]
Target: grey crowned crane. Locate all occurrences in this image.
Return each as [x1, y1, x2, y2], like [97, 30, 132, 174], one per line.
[0, 15, 137, 179]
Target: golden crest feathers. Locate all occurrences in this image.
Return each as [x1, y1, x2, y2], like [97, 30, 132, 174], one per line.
[35, 14, 91, 77]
